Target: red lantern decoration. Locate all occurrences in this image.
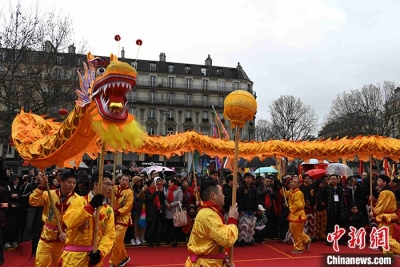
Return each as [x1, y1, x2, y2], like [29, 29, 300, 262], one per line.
[136, 39, 143, 46]
[8, 136, 14, 147]
[114, 35, 121, 41]
[58, 108, 68, 118]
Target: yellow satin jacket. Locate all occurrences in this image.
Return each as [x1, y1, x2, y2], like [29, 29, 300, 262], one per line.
[113, 185, 134, 226]
[288, 188, 307, 222]
[29, 187, 80, 241]
[185, 208, 238, 267]
[63, 194, 115, 256]
[373, 189, 398, 223]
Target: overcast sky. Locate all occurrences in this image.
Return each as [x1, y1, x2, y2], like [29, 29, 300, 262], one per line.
[4, 0, 400, 129]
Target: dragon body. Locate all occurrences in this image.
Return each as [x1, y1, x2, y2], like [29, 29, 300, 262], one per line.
[11, 53, 400, 168]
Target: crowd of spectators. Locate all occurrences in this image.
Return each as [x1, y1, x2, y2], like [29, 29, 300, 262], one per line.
[0, 158, 398, 264]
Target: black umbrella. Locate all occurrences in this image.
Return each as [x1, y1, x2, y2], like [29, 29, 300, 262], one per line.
[238, 157, 276, 168]
[94, 164, 128, 173]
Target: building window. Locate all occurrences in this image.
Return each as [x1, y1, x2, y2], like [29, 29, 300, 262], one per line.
[56, 55, 64, 64]
[149, 108, 155, 119]
[55, 68, 61, 80]
[234, 82, 239, 90]
[168, 65, 174, 73]
[0, 51, 6, 61]
[168, 77, 175, 88]
[218, 80, 225, 91]
[202, 95, 208, 107]
[130, 91, 136, 101]
[131, 61, 137, 69]
[150, 92, 156, 103]
[167, 109, 173, 118]
[202, 111, 208, 119]
[150, 63, 156, 72]
[150, 75, 156, 87]
[186, 78, 192, 89]
[167, 127, 174, 135]
[217, 68, 223, 77]
[185, 66, 191, 74]
[148, 127, 156, 135]
[167, 93, 174, 105]
[77, 58, 83, 66]
[202, 80, 208, 90]
[129, 108, 136, 115]
[201, 128, 209, 136]
[186, 110, 192, 118]
[201, 67, 207, 76]
[186, 94, 192, 105]
[219, 96, 224, 106]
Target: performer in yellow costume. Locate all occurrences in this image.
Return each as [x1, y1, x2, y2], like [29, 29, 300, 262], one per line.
[59, 172, 115, 267]
[370, 174, 400, 262]
[109, 174, 133, 267]
[30, 171, 79, 267]
[288, 176, 311, 254]
[185, 180, 239, 267]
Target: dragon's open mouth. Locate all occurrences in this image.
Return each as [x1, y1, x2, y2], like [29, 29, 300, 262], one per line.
[92, 75, 134, 122]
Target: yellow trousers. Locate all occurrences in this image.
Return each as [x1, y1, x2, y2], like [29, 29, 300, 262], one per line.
[379, 223, 400, 256]
[59, 251, 103, 267]
[289, 221, 310, 251]
[35, 239, 64, 267]
[109, 224, 129, 266]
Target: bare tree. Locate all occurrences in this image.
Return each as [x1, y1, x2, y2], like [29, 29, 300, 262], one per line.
[254, 119, 275, 141]
[0, 2, 84, 141]
[320, 81, 399, 138]
[268, 95, 318, 140]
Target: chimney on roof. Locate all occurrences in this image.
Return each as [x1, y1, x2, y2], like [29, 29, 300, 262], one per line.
[121, 47, 125, 59]
[205, 54, 212, 66]
[159, 52, 166, 62]
[237, 62, 242, 69]
[68, 44, 76, 54]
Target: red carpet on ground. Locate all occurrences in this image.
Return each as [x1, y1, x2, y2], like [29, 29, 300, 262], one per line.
[4, 240, 384, 267]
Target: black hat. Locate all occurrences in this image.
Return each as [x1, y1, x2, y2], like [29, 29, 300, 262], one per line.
[209, 170, 219, 176]
[377, 174, 390, 184]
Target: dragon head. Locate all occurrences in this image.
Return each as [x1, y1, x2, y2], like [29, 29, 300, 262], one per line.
[76, 53, 137, 122]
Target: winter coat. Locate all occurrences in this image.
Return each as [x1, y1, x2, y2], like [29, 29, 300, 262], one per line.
[164, 187, 183, 220]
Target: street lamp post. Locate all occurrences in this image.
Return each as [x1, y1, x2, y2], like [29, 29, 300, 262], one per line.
[288, 118, 296, 174]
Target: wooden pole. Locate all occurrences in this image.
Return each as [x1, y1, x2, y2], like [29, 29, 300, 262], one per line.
[229, 127, 239, 266]
[93, 143, 106, 252]
[111, 153, 117, 208]
[44, 178, 63, 234]
[192, 152, 198, 202]
[369, 155, 373, 206]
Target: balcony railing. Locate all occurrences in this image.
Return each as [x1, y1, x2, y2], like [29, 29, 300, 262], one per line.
[136, 80, 245, 93]
[128, 96, 224, 108]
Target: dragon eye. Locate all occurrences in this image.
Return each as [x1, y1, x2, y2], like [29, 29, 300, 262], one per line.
[96, 67, 106, 76]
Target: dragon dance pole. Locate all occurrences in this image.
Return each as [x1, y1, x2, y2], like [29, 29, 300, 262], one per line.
[93, 143, 106, 252]
[369, 155, 373, 206]
[44, 174, 63, 234]
[192, 152, 198, 202]
[229, 127, 239, 265]
[111, 152, 117, 208]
